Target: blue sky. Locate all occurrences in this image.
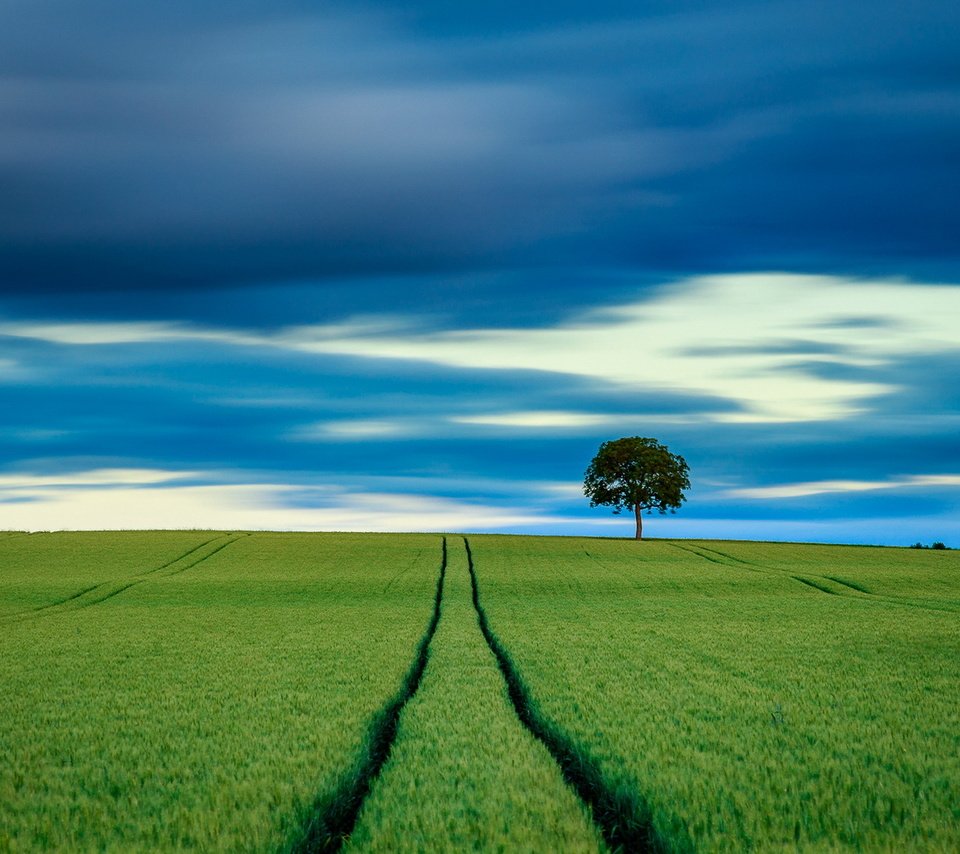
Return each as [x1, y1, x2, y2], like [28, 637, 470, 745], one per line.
[1, 0, 958, 543]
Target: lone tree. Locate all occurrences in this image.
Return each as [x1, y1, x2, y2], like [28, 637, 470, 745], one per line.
[583, 437, 690, 539]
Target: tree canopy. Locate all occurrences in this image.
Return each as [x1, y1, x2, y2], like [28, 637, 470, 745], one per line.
[583, 437, 690, 539]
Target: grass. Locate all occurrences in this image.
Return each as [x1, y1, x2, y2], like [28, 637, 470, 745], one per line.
[1, 531, 959, 851]
[0, 532, 441, 851]
[345, 538, 600, 853]
[0, 531, 219, 616]
[289, 537, 448, 853]
[464, 536, 666, 853]
[469, 535, 960, 851]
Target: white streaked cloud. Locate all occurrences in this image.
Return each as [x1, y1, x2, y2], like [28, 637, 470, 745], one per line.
[291, 419, 418, 440]
[4, 273, 960, 423]
[453, 410, 611, 428]
[537, 482, 587, 499]
[0, 317, 422, 348]
[0, 473, 596, 533]
[3, 475, 955, 545]
[725, 474, 960, 499]
[0, 468, 956, 543]
[292, 273, 959, 422]
[291, 410, 695, 441]
[0, 321, 215, 346]
[0, 356, 34, 381]
[450, 410, 695, 428]
[0, 468, 198, 489]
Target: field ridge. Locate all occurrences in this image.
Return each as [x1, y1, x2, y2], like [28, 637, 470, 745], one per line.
[290, 536, 448, 854]
[464, 536, 676, 854]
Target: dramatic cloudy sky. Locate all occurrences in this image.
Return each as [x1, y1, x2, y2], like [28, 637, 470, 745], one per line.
[2, 0, 958, 542]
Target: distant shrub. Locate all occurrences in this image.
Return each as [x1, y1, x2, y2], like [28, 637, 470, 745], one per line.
[910, 542, 925, 549]
[910, 541, 950, 550]
[932, 541, 948, 550]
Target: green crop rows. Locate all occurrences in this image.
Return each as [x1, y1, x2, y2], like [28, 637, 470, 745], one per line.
[1, 531, 958, 852]
[469, 536, 960, 852]
[0, 532, 441, 851]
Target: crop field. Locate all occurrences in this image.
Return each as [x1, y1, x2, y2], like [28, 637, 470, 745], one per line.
[1, 532, 958, 852]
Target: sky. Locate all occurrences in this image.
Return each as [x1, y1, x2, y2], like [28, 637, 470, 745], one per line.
[1, 0, 959, 543]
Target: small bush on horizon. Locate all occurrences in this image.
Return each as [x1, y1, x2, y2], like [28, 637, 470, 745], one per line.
[910, 541, 950, 549]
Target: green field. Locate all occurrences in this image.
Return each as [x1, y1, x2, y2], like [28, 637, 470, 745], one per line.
[1, 532, 958, 852]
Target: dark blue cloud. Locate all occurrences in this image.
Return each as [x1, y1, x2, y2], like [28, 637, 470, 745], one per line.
[1, 0, 958, 304]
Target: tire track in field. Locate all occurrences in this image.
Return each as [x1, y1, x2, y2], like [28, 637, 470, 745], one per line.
[671, 541, 879, 600]
[691, 543, 960, 611]
[0, 586, 99, 623]
[791, 576, 837, 595]
[668, 542, 732, 567]
[693, 543, 856, 594]
[290, 537, 447, 854]
[81, 534, 249, 608]
[670, 542, 960, 613]
[73, 534, 245, 607]
[383, 547, 425, 593]
[2, 534, 241, 622]
[822, 575, 871, 593]
[22, 583, 104, 614]
[148, 534, 229, 574]
[158, 535, 245, 579]
[668, 542, 771, 578]
[464, 537, 671, 854]
[689, 544, 761, 566]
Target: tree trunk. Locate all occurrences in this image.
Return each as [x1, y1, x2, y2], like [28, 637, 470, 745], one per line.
[634, 504, 643, 540]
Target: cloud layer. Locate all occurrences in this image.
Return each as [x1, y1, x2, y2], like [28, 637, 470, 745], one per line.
[2, 2, 959, 543]
[2, 272, 960, 541]
[5, 273, 959, 422]
[2, 1, 958, 298]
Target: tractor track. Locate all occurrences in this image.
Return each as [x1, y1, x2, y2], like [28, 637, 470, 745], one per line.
[688, 544, 761, 566]
[149, 534, 228, 574]
[83, 535, 245, 606]
[791, 576, 837, 595]
[160, 535, 243, 578]
[290, 537, 447, 854]
[383, 547, 426, 593]
[823, 575, 871, 593]
[464, 536, 671, 854]
[2, 534, 242, 622]
[669, 542, 957, 613]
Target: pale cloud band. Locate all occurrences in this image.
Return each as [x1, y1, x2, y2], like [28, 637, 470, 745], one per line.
[291, 411, 694, 441]
[0, 468, 198, 488]
[725, 475, 960, 499]
[1, 468, 957, 542]
[295, 273, 957, 423]
[4, 273, 960, 424]
[450, 411, 696, 428]
[0, 469, 594, 533]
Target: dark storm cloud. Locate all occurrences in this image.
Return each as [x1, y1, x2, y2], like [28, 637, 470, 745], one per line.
[1, 0, 958, 302]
